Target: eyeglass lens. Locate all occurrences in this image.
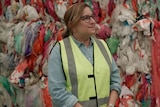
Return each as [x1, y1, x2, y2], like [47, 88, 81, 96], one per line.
[80, 15, 95, 22]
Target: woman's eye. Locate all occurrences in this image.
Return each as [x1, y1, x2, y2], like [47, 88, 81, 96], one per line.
[80, 15, 93, 20]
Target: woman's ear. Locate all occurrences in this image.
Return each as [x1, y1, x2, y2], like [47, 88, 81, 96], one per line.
[68, 21, 72, 28]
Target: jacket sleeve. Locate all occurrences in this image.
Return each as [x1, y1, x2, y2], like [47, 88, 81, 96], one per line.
[110, 57, 122, 95]
[48, 43, 78, 107]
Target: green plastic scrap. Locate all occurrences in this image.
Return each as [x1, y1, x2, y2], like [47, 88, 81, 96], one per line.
[0, 76, 16, 104]
[106, 37, 120, 55]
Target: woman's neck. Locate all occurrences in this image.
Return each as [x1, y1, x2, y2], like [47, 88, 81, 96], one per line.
[73, 34, 91, 47]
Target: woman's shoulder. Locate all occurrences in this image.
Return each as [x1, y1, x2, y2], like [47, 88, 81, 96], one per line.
[50, 42, 60, 55]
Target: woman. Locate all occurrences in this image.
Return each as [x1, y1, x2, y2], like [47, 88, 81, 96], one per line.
[48, 2, 121, 107]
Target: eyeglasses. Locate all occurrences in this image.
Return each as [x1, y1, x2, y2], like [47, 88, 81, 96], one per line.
[80, 15, 95, 23]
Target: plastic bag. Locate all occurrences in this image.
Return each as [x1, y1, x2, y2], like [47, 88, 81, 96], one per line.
[106, 37, 119, 55]
[24, 83, 44, 107]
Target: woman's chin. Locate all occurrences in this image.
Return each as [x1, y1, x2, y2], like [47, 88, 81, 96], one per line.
[90, 31, 96, 35]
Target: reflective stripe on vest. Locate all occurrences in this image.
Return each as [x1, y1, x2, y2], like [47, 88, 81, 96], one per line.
[94, 38, 112, 70]
[59, 36, 112, 107]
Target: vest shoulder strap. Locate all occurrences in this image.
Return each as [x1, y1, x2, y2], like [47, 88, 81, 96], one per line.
[94, 38, 112, 71]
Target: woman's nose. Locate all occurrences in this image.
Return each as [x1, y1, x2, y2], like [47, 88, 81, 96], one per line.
[90, 17, 96, 23]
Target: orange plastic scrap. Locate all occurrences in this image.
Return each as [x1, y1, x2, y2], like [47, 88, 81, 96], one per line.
[132, 19, 151, 32]
[42, 39, 51, 63]
[115, 97, 120, 107]
[68, 0, 73, 6]
[136, 84, 143, 101]
[121, 95, 133, 107]
[9, 60, 28, 83]
[99, 9, 107, 23]
[57, 28, 64, 41]
[151, 20, 160, 107]
[131, 0, 138, 15]
[68, 0, 71, 5]
[42, 78, 52, 107]
[38, 69, 43, 77]
[32, 25, 45, 55]
[16, 60, 28, 72]
[124, 73, 137, 89]
[26, 54, 37, 72]
[37, 0, 45, 15]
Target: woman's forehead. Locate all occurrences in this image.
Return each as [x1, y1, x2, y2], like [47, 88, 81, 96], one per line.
[81, 7, 93, 15]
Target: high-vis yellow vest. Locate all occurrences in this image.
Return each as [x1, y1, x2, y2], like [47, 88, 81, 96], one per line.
[59, 36, 112, 107]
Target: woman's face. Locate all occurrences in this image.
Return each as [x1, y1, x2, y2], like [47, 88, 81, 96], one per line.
[73, 7, 96, 37]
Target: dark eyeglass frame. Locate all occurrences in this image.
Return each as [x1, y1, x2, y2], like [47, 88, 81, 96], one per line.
[80, 15, 95, 23]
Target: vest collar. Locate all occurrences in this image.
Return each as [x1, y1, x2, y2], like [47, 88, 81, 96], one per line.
[70, 35, 94, 47]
